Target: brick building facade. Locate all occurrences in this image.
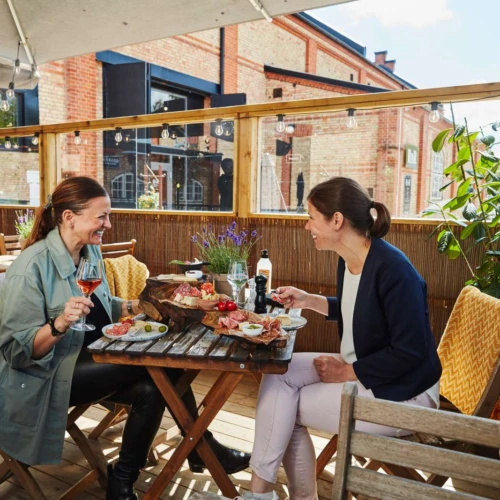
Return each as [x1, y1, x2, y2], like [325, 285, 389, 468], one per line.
[1, 12, 453, 215]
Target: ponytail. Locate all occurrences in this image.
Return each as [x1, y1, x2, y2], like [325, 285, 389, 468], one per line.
[368, 201, 391, 238]
[24, 205, 57, 249]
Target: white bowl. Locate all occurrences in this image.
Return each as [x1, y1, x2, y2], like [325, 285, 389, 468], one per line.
[242, 324, 264, 337]
[185, 270, 203, 279]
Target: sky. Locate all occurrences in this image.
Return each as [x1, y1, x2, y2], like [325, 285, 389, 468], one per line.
[308, 0, 500, 134]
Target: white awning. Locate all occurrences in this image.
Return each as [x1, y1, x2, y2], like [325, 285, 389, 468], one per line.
[0, 0, 356, 69]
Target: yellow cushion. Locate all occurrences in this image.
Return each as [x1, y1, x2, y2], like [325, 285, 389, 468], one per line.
[438, 286, 500, 416]
[104, 255, 149, 300]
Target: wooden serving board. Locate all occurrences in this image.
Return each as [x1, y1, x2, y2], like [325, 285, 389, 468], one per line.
[139, 279, 207, 332]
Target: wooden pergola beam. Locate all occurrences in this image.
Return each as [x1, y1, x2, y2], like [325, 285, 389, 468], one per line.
[1, 81, 499, 138]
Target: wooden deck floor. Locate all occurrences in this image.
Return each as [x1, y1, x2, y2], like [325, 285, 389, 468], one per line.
[0, 371, 336, 499]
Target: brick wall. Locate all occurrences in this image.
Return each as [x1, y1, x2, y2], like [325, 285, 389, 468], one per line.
[3, 14, 451, 216]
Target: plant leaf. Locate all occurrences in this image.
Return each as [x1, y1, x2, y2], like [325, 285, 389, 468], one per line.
[453, 124, 466, 140]
[432, 128, 452, 152]
[437, 230, 452, 253]
[462, 202, 477, 221]
[439, 180, 454, 192]
[457, 146, 472, 162]
[481, 135, 496, 147]
[460, 221, 480, 240]
[447, 240, 461, 259]
[457, 178, 473, 197]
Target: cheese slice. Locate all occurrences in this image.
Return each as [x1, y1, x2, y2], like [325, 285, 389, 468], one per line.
[183, 296, 198, 306]
[172, 276, 198, 282]
[238, 322, 250, 331]
[276, 314, 292, 326]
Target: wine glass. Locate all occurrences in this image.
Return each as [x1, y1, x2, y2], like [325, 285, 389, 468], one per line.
[73, 258, 103, 331]
[227, 259, 249, 308]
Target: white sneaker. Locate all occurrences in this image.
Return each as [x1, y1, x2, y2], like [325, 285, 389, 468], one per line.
[241, 491, 279, 500]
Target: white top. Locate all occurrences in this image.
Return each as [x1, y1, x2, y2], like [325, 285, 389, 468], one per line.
[340, 265, 361, 365]
[340, 265, 440, 408]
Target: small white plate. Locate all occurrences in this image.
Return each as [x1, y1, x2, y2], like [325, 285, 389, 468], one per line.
[102, 321, 168, 342]
[260, 314, 307, 331]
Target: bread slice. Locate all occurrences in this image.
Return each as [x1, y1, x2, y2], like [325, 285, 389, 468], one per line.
[276, 314, 292, 326]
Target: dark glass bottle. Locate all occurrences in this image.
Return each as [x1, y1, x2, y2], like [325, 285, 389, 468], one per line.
[254, 274, 268, 314]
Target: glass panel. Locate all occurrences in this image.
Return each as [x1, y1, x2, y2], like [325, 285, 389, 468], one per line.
[256, 100, 500, 218]
[58, 120, 235, 212]
[0, 136, 40, 205]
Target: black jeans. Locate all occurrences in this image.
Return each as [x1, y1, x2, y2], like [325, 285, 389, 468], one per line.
[69, 348, 199, 472]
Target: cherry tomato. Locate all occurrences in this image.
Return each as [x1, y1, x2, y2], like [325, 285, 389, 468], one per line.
[226, 301, 237, 312]
[217, 300, 227, 312]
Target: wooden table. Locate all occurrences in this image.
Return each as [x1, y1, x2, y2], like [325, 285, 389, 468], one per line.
[88, 323, 296, 499]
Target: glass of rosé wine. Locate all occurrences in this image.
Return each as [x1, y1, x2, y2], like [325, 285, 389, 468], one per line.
[73, 258, 102, 331]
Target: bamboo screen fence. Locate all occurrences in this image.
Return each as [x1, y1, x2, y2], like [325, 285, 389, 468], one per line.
[0, 207, 474, 353]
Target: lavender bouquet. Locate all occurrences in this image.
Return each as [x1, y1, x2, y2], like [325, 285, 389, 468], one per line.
[192, 221, 260, 274]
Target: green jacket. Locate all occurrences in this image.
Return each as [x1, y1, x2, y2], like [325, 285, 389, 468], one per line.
[0, 228, 123, 465]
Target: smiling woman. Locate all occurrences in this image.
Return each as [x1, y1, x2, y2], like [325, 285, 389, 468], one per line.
[0, 176, 250, 499]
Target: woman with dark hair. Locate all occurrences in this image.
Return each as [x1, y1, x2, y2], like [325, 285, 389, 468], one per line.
[242, 177, 442, 500]
[0, 177, 249, 500]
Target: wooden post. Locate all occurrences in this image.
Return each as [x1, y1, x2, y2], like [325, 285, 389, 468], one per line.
[39, 132, 59, 203]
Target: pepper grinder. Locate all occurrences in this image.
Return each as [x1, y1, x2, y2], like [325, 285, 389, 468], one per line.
[254, 274, 268, 314]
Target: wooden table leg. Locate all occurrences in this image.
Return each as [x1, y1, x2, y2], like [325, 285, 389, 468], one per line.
[145, 368, 244, 500]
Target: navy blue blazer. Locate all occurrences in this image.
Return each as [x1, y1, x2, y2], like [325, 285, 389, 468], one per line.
[326, 237, 442, 402]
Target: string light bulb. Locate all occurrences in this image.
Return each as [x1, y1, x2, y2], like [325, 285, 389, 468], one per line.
[224, 123, 233, 137]
[161, 123, 169, 139]
[285, 124, 295, 134]
[13, 141, 19, 150]
[31, 64, 40, 79]
[0, 92, 9, 111]
[215, 119, 224, 136]
[74, 131, 82, 145]
[346, 108, 357, 128]
[114, 127, 123, 143]
[32, 132, 39, 145]
[124, 134, 130, 142]
[276, 114, 286, 133]
[14, 59, 21, 75]
[429, 102, 440, 123]
[170, 132, 177, 140]
[6, 82, 15, 99]
[4, 137, 12, 149]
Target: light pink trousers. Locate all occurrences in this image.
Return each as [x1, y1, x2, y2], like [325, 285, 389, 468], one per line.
[249, 353, 435, 500]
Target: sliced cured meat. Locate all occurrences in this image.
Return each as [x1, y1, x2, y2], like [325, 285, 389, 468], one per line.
[228, 310, 247, 322]
[106, 322, 132, 336]
[271, 292, 284, 304]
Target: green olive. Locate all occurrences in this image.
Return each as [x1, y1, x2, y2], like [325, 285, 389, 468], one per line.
[158, 325, 167, 333]
[144, 324, 152, 332]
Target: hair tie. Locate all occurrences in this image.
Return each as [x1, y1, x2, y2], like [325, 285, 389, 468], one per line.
[370, 200, 376, 209]
[44, 194, 53, 210]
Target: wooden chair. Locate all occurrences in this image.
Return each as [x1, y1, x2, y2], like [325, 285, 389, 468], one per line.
[332, 382, 500, 500]
[100, 239, 136, 259]
[317, 286, 500, 480]
[0, 405, 108, 499]
[0, 233, 22, 255]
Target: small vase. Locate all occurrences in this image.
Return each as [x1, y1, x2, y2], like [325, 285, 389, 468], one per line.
[211, 273, 245, 304]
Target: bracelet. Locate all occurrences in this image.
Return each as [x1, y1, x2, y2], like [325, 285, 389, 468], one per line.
[126, 300, 134, 315]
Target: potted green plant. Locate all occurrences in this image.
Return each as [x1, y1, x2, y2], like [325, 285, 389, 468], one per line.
[191, 222, 261, 295]
[423, 116, 500, 297]
[137, 184, 159, 209]
[14, 209, 34, 249]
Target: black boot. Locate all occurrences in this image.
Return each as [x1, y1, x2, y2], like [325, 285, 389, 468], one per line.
[188, 434, 250, 474]
[106, 464, 139, 500]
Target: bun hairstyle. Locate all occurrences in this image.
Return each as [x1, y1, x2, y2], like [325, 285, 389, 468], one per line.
[307, 176, 391, 239]
[25, 176, 108, 249]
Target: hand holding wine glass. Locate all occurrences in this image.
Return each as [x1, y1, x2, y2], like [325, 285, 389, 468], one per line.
[227, 259, 249, 308]
[73, 258, 102, 331]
